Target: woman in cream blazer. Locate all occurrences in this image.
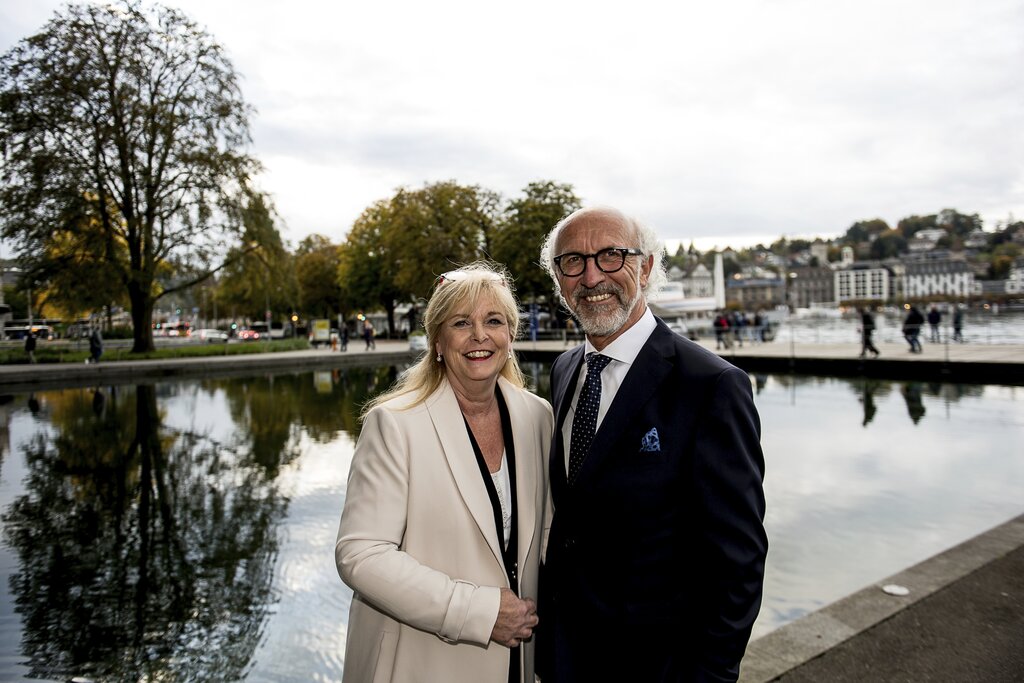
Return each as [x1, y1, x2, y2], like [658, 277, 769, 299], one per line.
[336, 264, 552, 683]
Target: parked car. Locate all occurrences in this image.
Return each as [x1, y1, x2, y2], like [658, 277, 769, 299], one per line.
[237, 328, 261, 341]
[194, 328, 229, 343]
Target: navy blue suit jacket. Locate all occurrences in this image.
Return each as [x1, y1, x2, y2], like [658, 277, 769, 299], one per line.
[538, 319, 768, 683]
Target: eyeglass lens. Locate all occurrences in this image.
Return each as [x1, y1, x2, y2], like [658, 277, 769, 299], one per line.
[558, 249, 628, 276]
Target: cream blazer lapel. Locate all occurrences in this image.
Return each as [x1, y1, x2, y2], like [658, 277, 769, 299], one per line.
[499, 377, 539, 576]
[425, 381, 506, 575]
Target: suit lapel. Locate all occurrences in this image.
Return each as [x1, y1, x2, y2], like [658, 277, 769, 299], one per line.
[574, 322, 675, 485]
[499, 378, 537, 572]
[426, 381, 504, 570]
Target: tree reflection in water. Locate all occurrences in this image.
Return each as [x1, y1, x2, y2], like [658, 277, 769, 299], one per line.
[1, 364, 401, 681]
[4, 383, 283, 679]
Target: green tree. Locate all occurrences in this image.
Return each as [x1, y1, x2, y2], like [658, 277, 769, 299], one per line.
[338, 181, 496, 334]
[18, 200, 128, 322]
[988, 243, 1021, 279]
[991, 221, 1024, 247]
[391, 181, 498, 298]
[844, 219, 891, 244]
[936, 209, 983, 238]
[0, 1, 261, 352]
[214, 192, 296, 322]
[896, 214, 937, 239]
[490, 180, 581, 303]
[869, 229, 907, 259]
[338, 199, 406, 333]
[295, 234, 342, 319]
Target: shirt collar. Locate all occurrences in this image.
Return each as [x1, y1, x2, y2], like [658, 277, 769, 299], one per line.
[583, 307, 657, 367]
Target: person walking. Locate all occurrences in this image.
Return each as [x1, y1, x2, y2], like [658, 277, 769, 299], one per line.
[713, 310, 731, 349]
[903, 306, 924, 353]
[362, 319, 375, 350]
[537, 207, 767, 682]
[859, 307, 880, 358]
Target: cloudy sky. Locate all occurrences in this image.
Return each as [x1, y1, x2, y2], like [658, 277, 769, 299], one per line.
[2, 0, 1022, 252]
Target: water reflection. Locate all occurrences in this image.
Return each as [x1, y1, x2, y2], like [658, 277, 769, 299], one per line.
[0, 366, 397, 682]
[0, 367, 1020, 678]
[753, 374, 1020, 640]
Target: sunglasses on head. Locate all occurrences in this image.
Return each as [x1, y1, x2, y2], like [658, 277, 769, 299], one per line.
[434, 270, 507, 288]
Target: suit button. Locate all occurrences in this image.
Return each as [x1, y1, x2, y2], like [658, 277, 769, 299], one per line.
[564, 537, 575, 549]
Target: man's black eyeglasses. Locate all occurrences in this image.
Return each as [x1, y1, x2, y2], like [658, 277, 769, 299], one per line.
[553, 248, 643, 277]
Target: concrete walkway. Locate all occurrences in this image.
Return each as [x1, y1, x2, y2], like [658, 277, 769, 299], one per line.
[3, 337, 1022, 392]
[741, 514, 1024, 682]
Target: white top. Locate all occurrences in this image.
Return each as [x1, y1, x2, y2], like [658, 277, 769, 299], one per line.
[562, 308, 658, 472]
[489, 451, 512, 547]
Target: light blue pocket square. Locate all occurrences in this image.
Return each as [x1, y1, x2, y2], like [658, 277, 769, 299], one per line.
[640, 427, 661, 452]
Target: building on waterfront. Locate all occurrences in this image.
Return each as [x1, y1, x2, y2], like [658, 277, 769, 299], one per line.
[787, 266, 836, 309]
[902, 256, 974, 299]
[809, 240, 830, 266]
[835, 262, 894, 303]
[726, 276, 785, 309]
[666, 262, 714, 298]
[1008, 257, 1024, 294]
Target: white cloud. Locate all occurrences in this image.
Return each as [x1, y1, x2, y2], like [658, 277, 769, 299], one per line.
[3, 0, 1022, 251]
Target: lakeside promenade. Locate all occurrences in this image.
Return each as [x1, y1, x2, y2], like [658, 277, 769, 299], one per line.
[2, 336, 1023, 392]
[1, 339, 1022, 680]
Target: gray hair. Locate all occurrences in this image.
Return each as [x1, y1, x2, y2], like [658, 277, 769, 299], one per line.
[540, 206, 668, 305]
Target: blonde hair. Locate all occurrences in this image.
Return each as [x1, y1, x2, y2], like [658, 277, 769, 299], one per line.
[361, 261, 525, 417]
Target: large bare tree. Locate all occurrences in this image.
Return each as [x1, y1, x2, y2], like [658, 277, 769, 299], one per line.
[0, 1, 263, 351]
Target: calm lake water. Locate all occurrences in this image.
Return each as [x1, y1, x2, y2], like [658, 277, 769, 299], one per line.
[0, 365, 1021, 681]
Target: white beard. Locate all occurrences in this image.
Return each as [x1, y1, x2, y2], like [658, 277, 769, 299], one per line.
[569, 272, 643, 337]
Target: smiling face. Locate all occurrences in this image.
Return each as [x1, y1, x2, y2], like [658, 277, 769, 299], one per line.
[554, 209, 653, 349]
[435, 293, 512, 394]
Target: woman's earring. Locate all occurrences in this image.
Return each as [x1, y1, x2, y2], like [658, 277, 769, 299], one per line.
[436, 353, 443, 362]
[507, 349, 513, 359]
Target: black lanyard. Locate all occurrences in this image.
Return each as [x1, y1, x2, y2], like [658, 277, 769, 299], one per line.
[463, 388, 519, 593]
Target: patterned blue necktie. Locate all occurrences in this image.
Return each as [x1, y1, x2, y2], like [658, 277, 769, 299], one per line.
[568, 353, 611, 484]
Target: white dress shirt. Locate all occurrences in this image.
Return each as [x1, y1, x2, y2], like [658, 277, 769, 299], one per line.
[562, 308, 657, 472]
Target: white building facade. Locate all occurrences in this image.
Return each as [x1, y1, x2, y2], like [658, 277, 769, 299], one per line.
[902, 258, 974, 298]
[835, 265, 892, 302]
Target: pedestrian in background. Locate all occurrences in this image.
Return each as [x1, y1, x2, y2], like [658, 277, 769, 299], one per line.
[24, 330, 37, 364]
[927, 306, 942, 343]
[953, 307, 964, 342]
[713, 311, 731, 349]
[903, 306, 924, 353]
[732, 310, 746, 348]
[858, 307, 880, 358]
[362, 319, 375, 350]
[88, 328, 103, 363]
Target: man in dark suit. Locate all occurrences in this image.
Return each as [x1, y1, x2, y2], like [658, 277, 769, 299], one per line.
[537, 207, 768, 683]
